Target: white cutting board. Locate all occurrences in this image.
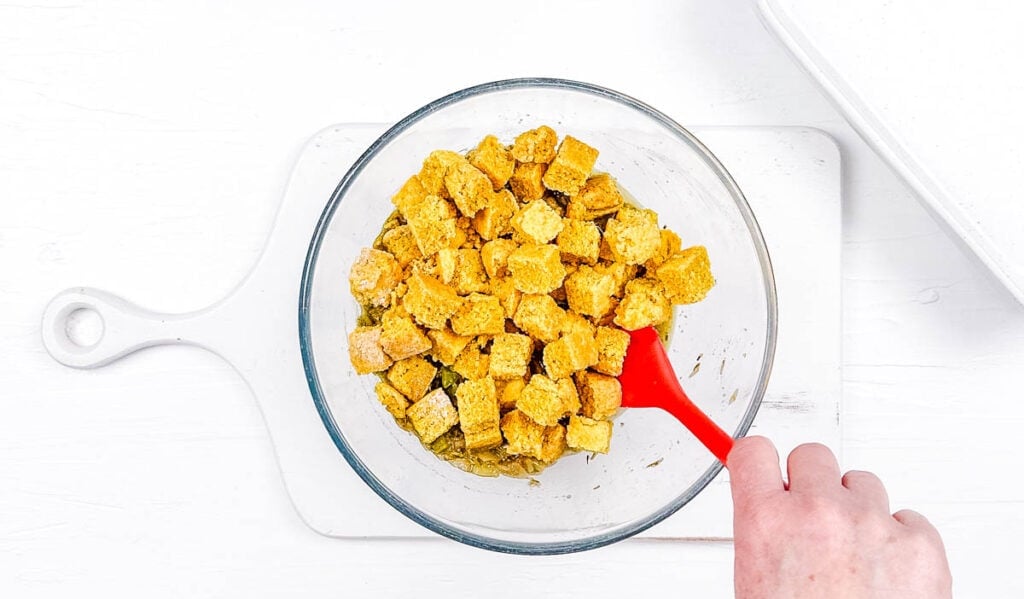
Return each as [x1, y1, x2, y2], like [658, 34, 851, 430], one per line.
[758, 0, 1024, 304]
[41, 125, 841, 541]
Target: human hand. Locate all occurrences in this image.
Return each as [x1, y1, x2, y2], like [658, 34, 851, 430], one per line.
[728, 436, 952, 598]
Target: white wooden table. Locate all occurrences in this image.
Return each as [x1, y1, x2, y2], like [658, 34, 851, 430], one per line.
[2, 1, 1022, 596]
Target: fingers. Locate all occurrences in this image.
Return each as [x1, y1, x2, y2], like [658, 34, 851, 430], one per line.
[728, 435, 785, 501]
[842, 470, 890, 512]
[786, 443, 841, 493]
[893, 509, 936, 531]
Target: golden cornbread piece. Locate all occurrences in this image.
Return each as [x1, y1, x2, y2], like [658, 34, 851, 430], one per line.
[456, 377, 501, 445]
[453, 340, 490, 380]
[593, 326, 631, 376]
[511, 200, 565, 245]
[437, 248, 489, 295]
[381, 225, 423, 267]
[408, 388, 459, 444]
[564, 265, 617, 318]
[426, 327, 472, 366]
[542, 136, 599, 196]
[543, 330, 599, 380]
[604, 205, 662, 265]
[349, 248, 401, 308]
[594, 261, 639, 298]
[406, 194, 464, 257]
[403, 272, 463, 330]
[656, 246, 715, 304]
[566, 415, 612, 453]
[480, 238, 518, 279]
[488, 333, 534, 380]
[450, 293, 505, 336]
[566, 173, 625, 220]
[646, 229, 682, 270]
[500, 410, 565, 462]
[507, 243, 566, 294]
[490, 276, 522, 319]
[614, 277, 672, 331]
[375, 381, 409, 419]
[444, 154, 493, 217]
[386, 355, 438, 402]
[513, 293, 566, 343]
[577, 370, 622, 420]
[511, 126, 558, 164]
[419, 150, 462, 197]
[561, 311, 596, 339]
[556, 218, 601, 264]
[467, 135, 515, 190]
[516, 374, 565, 426]
[348, 326, 393, 374]
[509, 162, 547, 202]
[472, 188, 517, 241]
[391, 175, 428, 218]
[556, 377, 582, 416]
[464, 427, 504, 452]
[379, 307, 432, 361]
[496, 377, 526, 411]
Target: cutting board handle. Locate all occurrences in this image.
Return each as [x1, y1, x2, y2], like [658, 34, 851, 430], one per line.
[40, 287, 227, 369]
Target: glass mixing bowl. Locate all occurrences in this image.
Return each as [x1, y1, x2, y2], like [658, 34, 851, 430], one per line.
[298, 78, 776, 554]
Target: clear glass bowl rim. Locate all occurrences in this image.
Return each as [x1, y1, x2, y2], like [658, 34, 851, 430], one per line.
[298, 77, 778, 555]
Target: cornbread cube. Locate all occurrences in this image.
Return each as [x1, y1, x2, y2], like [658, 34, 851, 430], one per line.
[419, 150, 462, 197]
[543, 330, 599, 380]
[464, 427, 504, 452]
[540, 424, 568, 462]
[516, 374, 566, 426]
[407, 388, 459, 444]
[456, 376, 499, 434]
[564, 265, 617, 318]
[509, 162, 547, 202]
[604, 205, 662, 265]
[565, 173, 624, 220]
[349, 248, 401, 308]
[511, 200, 564, 244]
[512, 294, 566, 343]
[646, 228, 682, 270]
[577, 370, 622, 420]
[501, 409, 545, 459]
[375, 381, 410, 419]
[436, 248, 489, 295]
[391, 175, 428, 218]
[406, 194, 464, 257]
[655, 246, 715, 304]
[348, 326, 393, 374]
[379, 307, 432, 360]
[452, 339, 490, 380]
[472, 188, 518, 241]
[556, 218, 601, 264]
[496, 377, 526, 410]
[566, 415, 612, 453]
[480, 238, 518, 279]
[556, 377, 582, 416]
[403, 273, 463, 330]
[561, 311, 596, 339]
[489, 276, 522, 319]
[426, 327, 473, 366]
[380, 225, 423, 267]
[507, 244, 566, 294]
[593, 326, 631, 376]
[613, 277, 672, 330]
[386, 355, 438, 401]
[511, 126, 558, 164]
[593, 261, 639, 297]
[450, 293, 505, 336]
[488, 333, 533, 380]
[542, 136, 599, 196]
[467, 135, 515, 190]
[444, 155, 493, 217]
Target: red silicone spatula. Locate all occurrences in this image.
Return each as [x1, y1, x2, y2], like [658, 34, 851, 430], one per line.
[618, 326, 734, 465]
